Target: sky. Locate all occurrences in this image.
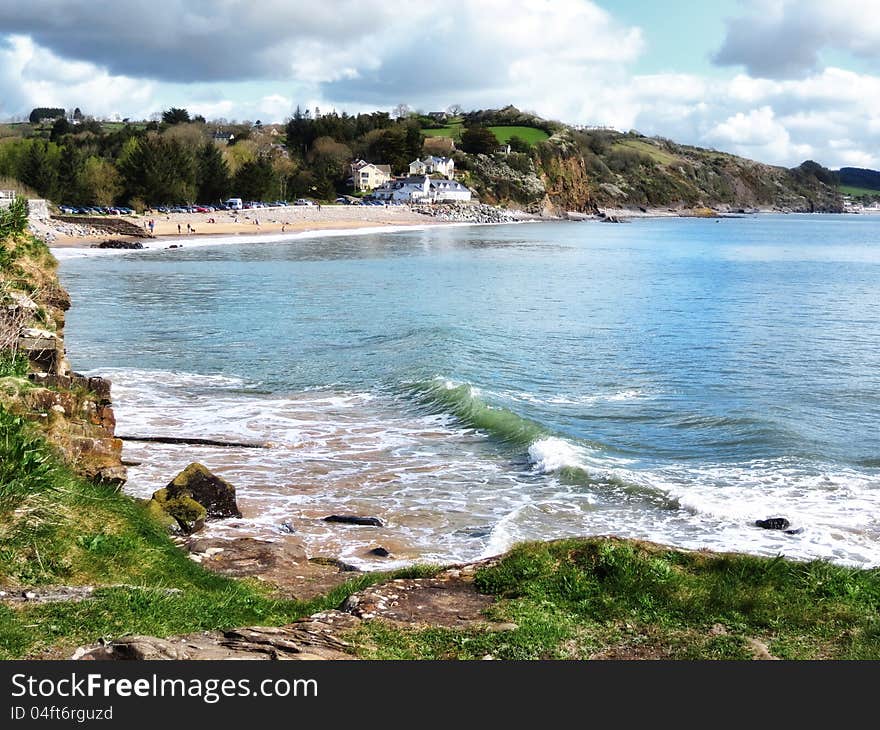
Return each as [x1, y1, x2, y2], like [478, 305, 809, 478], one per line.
[1, 0, 879, 169]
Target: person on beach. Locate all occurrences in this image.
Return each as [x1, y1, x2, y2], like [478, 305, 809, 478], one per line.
[177, 223, 181, 235]
[148, 219, 155, 234]
[281, 223, 286, 233]
[186, 223, 191, 234]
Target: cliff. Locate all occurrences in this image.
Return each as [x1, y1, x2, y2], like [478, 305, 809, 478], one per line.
[452, 108, 843, 214]
[0, 225, 125, 484]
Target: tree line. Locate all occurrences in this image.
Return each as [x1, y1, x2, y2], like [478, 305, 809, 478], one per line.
[0, 107, 428, 207]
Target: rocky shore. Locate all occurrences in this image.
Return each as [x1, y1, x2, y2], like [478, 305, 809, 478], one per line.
[413, 202, 546, 224]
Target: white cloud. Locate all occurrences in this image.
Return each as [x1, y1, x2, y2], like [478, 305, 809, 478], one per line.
[1, 3, 879, 169]
[0, 35, 155, 120]
[715, 0, 880, 78]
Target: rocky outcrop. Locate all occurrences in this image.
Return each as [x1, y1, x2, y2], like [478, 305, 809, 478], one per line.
[147, 463, 241, 534]
[0, 237, 126, 486]
[72, 560, 506, 661]
[51, 215, 149, 238]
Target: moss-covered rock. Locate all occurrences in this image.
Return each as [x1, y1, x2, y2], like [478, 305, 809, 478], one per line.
[150, 487, 206, 534]
[166, 463, 241, 520]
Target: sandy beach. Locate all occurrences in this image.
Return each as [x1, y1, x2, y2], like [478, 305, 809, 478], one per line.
[35, 204, 448, 248]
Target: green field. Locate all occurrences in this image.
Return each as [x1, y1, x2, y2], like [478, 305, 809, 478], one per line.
[840, 185, 880, 198]
[421, 119, 465, 141]
[487, 126, 549, 146]
[420, 122, 549, 147]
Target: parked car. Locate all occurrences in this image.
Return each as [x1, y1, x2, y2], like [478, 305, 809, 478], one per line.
[224, 198, 243, 210]
[294, 198, 315, 206]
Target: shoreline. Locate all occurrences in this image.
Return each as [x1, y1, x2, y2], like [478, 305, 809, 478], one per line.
[36, 203, 546, 250]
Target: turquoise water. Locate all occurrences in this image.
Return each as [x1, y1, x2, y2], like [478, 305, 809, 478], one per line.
[55, 215, 880, 566]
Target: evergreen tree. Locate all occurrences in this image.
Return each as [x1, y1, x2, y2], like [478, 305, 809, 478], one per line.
[57, 145, 85, 203]
[19, 141, 58, 198]
[233, 156, 275, 201]
[460, 126, 498, 155]
[161, 107, 191, 125]
[196, 142, 231, 202]
[119, 135, 196, 204]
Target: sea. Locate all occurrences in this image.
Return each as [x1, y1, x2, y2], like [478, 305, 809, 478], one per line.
[53, 214, 880, 569]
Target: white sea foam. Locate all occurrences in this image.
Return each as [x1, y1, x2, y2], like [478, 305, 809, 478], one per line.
[94, 366, 880, 568]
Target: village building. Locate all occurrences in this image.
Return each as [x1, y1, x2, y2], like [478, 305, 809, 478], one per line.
[408, 156, 455, 179]
[371, 176, 471, 204]
[350, 159, 393, 192]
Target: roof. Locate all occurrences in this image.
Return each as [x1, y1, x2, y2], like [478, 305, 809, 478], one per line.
[352, 159, 392, 174]
[430, 179, 468, 190]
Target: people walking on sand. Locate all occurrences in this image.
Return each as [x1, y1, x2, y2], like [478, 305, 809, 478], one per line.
[177, 223, 181, 235]
[186, 223, 192, 234]
[148, 219, 155, 235]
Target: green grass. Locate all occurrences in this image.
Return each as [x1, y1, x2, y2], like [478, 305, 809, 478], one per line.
[421, 121, 465, 141]
[487, 126, 550, 146]
[0, 407, 439, 658]
[420, 123, 549, 147]
[612, 139, 680, 166]
[346, 538, 880, 660]
[840, 185, 880, 198]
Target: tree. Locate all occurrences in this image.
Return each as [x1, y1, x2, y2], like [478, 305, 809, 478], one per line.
[460, 126, 498, 155]
[28, 107, 65, 124]
[119, 135, 196, 203]
[162, 107, 191, 125]
[196, 141, 231, 202]
[19, 140, 59, 198]
[391, 103, 411, 120]
[233, 156, 276, 201]
[57, 145, 86, 203]
[507, 135, 531, 154]
[446, 104, 463, 117]
[80, 157, 122, 205]
[50, 117, 73, 143]
[73, 107, 84, 122]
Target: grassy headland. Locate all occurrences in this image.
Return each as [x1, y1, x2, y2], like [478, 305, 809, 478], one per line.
[349, 538, 880, 660]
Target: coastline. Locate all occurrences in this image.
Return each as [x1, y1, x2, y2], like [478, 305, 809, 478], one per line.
[37, 203, 546, 250]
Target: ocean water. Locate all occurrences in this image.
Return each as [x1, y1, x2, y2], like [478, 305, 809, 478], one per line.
[54, 215, 880, 567]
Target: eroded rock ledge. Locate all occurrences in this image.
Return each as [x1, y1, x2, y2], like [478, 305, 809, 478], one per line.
[73, 561, 502, 661]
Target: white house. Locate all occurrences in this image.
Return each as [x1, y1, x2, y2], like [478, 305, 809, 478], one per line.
[429, 178, 471, 202]
[372, 176, 431, 203]
[350, 159, 393, 192]
[408, 156, 455, 179]
[371, 176, 471, 203]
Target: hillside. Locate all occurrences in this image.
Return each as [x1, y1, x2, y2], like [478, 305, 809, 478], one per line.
[449, 107, 843, 214]
[838, 167, 880, 192]
[0, 103, 844, 215]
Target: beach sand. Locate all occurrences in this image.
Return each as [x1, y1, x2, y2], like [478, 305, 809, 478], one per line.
[40, 204, 444, 248]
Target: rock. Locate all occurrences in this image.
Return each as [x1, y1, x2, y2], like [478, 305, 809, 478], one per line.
[165, 462, 242, 519]
[90, 239, 144, 249]
[150, 487, 206, 534]
[279, 520, 296, 534]
[368, 546, 391, 557]
[323, 514, 384, 527]
[755, 517, 790, 530]
[309, 557, 361, 572]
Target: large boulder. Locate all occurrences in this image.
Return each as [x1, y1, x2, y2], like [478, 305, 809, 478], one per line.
[165, 462, 242, 520]
[149, 487, 206, 535]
